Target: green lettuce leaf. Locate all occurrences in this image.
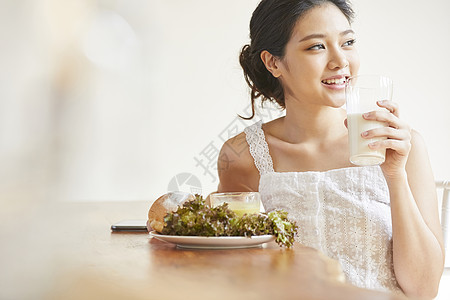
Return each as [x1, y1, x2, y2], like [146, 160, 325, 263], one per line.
[161, 194, 298, 248]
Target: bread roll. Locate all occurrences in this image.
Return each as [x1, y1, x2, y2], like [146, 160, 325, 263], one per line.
[147, 192, 195, 232]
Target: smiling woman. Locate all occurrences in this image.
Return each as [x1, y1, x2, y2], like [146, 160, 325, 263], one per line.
[239, 0, 356, 120]
[217, 0, 445, 298]
[0, 0, 449, 299]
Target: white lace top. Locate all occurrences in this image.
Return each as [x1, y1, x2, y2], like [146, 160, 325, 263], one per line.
[244, 121, 401, 292]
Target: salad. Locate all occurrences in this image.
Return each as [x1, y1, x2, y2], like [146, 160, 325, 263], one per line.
[161, 195, 298, 248]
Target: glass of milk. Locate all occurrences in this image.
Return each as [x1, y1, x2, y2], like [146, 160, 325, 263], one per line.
[345, 75, 393, 166]
[210, 192, 261, 217]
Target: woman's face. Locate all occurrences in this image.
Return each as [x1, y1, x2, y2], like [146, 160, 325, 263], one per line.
[276, 3, 360, 108]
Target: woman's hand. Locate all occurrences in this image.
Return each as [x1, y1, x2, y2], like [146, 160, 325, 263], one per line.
[362, 100, 412, 179]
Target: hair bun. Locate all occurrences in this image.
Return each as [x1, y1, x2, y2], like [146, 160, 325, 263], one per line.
[239, 44, 252, 73]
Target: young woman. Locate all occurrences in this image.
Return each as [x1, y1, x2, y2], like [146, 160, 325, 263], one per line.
[217, 0, 444, 297]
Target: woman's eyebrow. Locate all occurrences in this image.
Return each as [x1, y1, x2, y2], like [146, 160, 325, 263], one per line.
[299, 33, 326, 43]
[299, 29, 355, 43]
[340, 29, 355, 36]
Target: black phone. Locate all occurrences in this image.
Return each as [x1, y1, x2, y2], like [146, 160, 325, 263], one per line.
[111, 219, 148, 232]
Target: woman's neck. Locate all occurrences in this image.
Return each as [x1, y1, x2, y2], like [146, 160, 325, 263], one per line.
[280, 102, 347, 144]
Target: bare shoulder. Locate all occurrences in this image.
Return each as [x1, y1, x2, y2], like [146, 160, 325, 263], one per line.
[217, 132, 259, 192]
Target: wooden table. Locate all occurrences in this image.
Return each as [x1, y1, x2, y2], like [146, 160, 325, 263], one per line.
[35, 201, 409, 300]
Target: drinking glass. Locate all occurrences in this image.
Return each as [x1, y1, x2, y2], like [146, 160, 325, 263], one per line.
[210, 192, 261, 217]
[345, 75, 393, 166]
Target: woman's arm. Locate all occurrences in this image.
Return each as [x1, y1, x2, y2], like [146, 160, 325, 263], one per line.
[363, 101, 444, 299]
[388, 131, 444, 298]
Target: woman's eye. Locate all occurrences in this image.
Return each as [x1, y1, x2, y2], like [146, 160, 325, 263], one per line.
[308, 44, 325, 50]
[343, 39, 356, 47]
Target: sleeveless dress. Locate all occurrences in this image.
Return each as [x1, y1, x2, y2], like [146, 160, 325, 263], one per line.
[244, 121, 401, 293]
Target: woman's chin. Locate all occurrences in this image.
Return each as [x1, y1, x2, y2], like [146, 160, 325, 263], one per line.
[328, 98, 346, 108]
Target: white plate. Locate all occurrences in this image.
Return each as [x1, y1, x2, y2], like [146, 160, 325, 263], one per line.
[149, 231, 275, 249]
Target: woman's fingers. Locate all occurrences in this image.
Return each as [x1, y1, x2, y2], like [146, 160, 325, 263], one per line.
[368, 138, 411, 156]
[362, 126, 412, 156]
[362, 110, 409, 131]
[359, 101, 412, 172]
[363, 110, 396, 127]
[362, 126, 411, 141]
[377, 100, 400, 117]
[361, 100, 412, 158]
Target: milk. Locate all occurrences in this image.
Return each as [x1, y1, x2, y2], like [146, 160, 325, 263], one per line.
[347, 113, 386, 166]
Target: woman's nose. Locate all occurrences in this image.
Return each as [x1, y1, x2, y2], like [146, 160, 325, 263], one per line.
[328, 48, 349, 70]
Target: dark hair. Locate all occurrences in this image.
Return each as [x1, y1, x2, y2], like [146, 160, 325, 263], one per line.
[239, 0, 354, 119]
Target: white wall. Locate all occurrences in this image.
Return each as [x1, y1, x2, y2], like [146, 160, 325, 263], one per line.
[0, 0, 449, 204]
[352, 0, 450, 183]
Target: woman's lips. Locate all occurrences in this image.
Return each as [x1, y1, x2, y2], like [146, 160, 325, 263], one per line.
[321, 81, 345, 90]
[321, 76, 348, 90]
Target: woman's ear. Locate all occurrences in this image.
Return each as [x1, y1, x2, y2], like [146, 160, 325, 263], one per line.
[260, 50, 282, 78]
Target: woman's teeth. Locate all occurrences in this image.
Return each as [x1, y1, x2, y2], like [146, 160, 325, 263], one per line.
[322, 78, 346, 85]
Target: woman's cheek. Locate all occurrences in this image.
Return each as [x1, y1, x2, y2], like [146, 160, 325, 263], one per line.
[348, 50, 360, 75]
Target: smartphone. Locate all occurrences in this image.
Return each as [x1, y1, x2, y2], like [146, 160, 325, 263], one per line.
[111, 219, 148, 232]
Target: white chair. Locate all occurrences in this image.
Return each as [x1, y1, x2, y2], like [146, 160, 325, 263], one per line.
[436, 180, 450, 267]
